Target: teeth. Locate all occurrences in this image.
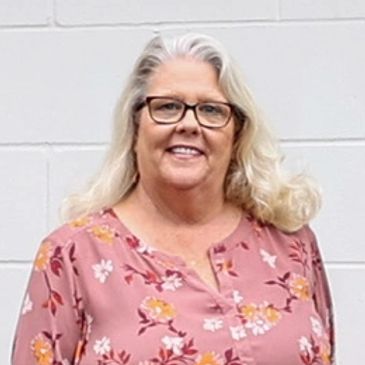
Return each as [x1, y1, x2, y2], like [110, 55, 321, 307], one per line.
[170, 146, 201, 155]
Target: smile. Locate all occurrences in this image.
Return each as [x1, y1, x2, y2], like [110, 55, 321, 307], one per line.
[167, 145, 204, 157]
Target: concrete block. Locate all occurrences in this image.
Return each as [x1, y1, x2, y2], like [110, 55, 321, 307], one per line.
[55, 0, 278, 25]
[327, 266, 365, 364]
[0, 149, 47, 260]
[0, 29, 152, 143]
[280, 0, 337, 19]
[0, 265, 32, 365]
[337, 0, 365, 18]
[48, 147, 106, 229]
[0, 0, 51, 26]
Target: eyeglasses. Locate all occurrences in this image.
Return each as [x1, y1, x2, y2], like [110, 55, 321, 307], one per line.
[138, 96, 237, 129]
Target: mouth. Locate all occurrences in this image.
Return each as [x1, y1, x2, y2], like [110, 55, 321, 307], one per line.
[166, 145, 204, 157]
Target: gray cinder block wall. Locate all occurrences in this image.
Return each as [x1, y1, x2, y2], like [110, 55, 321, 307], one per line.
[1, 1, 364, 363]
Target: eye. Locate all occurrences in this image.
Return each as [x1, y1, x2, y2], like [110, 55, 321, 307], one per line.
[199, 103, 224, 115]
[154, 101, 182, 111]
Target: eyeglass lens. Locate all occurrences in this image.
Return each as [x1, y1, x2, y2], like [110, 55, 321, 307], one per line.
[148, 98, 231, 127]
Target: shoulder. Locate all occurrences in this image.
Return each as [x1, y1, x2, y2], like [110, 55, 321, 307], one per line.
[30, 208, 124, 278]
[248, 213, 315, 243]
[248, 216, 321, 259]
[39, 208, 119, 252]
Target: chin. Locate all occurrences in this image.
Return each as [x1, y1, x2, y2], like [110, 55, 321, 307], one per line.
[161, 173, 207, 191]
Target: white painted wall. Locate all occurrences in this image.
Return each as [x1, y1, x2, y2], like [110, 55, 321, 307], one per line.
[1, 1, 364, 364]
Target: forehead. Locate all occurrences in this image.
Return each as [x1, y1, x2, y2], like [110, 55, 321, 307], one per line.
[146, 57, 226, 101]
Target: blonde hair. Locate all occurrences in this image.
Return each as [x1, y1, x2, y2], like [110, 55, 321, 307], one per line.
[60, 33, 321, 232]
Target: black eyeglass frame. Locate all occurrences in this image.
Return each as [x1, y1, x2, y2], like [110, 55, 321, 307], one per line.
[137, 96, 242, 129]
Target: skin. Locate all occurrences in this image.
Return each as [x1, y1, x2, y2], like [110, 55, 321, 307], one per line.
[113, 57, 243, 290]
[133, 57, 237, 223]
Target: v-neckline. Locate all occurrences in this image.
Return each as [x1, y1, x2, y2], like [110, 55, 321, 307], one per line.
[104, 206, 247, 300]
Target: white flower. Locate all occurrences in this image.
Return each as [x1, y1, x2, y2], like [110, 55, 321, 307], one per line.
[310, 316, 323, 337]
[161, 273, 183, 291]
[203, 318, 224, 332]
[137, 242, 153, 254]
[232, 290, 243, 304]
[246, 318, 271, 336]
[22, 293, 33, 315]
[230, 325, 247, 340]
[299, 336, 313, 355]
[92, 259, 113, 283]
[93, 336, 111, 355]
[260, 249, 277, 268]
[161, 335, 184, 355]
[85, 313, 94, 337]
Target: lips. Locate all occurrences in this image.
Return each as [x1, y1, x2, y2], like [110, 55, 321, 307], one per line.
[166, 145, 204, 156]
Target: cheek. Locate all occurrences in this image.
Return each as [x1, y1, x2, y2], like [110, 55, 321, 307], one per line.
[218, 129, 235, 162]
[133, 122, 169, 160]
[133, 118, 152, 155]
[133, 127, 149, 162]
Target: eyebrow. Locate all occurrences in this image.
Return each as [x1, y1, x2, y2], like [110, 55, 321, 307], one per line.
[154, 92, 228, 103]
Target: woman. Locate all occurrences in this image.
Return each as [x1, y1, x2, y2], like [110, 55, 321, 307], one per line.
[12, 33, 335, 365]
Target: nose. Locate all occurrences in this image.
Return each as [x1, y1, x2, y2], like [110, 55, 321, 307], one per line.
[175, 108, 201, 134]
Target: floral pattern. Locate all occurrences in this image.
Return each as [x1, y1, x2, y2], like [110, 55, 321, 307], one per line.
[238, 302, 282, 336]
[203, 318, 224, 332]
[12, 208, 335, 365]
[31, 334, 54, 365]
[34, 241, 53, 271]
[92, 259, 114, 283]
[22, 293, 33, 315]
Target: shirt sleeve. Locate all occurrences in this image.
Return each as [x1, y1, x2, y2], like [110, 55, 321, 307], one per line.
[307, 227, 336, 365]
[11, 238, 83, 365]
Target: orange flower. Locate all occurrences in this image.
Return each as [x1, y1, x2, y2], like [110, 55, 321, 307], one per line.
[194, 352, 223, 365]
[262, 304, 281, 325]
[240, 302, 282, 336]
[240, 303, 258, 320]
[31, 334, 54, 365]
[216, 258, 234, 274]
[141, 297, 176, 322]
[89, 225, 115, 245]
[69, 215, 91, 228]
[34, 241, 52, 271]
[289, 274, 311, 300]
[320, 344, 331, 365]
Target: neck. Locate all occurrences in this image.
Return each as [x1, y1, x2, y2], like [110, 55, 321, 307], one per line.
[132, 179, 227, 226]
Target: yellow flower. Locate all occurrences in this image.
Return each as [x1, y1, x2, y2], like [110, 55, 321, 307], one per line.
[320, 344, 331, 365]
[216, 258, 233, 274]
[141, 297, 176, 322]
[262, 305, 281, 325]
[240, 303, 258, 320]
[289, 274, 311, 300]
[31, 334, 54, 365]
[69, 216, 91, 228]
[34, 241, 52, 271]
[240, 302, 282, 336]
[195, 352, 223, 365]
[89, 225, 115, 245]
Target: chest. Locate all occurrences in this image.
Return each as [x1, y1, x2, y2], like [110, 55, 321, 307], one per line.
[179, 252, 219, 292]
[78, 229, 324, 365]
[151, 231, 222, 292]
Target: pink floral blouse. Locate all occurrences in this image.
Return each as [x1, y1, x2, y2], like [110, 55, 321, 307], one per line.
[12, 207, 335, 365]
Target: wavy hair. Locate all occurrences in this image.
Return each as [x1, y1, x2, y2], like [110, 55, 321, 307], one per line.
[59, 33, 321, 232]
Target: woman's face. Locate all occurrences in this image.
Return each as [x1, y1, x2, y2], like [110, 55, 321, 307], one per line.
[134, 57, 235, 193]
